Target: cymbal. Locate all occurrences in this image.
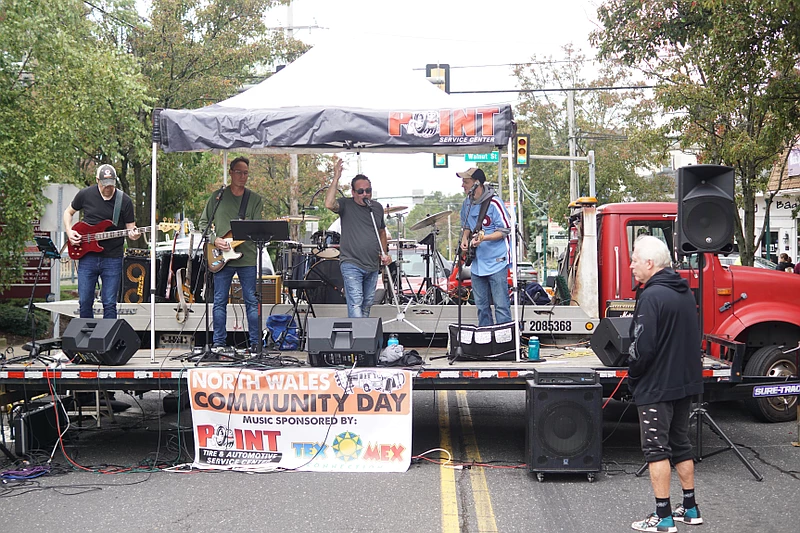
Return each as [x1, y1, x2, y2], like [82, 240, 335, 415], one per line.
[384, 205, 408, 214]
[409, 210, 453, 231]
[279, 215, 320, 223]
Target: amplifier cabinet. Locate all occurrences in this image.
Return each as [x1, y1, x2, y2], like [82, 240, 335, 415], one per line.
[120, 256, 157, 303]
[229, 276, 282, 305]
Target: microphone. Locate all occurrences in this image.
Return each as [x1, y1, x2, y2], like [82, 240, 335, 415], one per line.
[301, 206, 319, 211]
[364, 198, 373, 208]
[215, 185, 225, 201]
[468, 181, 479, 198]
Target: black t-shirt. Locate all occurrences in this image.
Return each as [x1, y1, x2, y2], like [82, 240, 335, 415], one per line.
[71, 185, 135, 258]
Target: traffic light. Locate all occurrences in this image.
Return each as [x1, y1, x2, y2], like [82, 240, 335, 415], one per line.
[426, 63, 450, 93]
[514, 134, 530, 167]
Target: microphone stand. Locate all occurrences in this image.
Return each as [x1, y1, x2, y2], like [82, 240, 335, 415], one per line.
[448, 245, 466, 364]
[366, 201, 422, 333]
[188, 186, 236, 364]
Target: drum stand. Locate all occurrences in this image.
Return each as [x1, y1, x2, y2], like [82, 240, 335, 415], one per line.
[416, 226, 452, 305]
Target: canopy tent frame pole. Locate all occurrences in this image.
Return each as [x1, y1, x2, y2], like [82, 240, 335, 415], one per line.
[149, 136, 158, 362]
[506, 140, 521, 363]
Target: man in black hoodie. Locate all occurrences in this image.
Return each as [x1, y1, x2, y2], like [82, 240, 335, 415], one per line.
[628, 236, 704, 533]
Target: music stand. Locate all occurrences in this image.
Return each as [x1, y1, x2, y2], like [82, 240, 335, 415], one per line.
[230, 220, 290, 355]
[23, 237, 61, 363]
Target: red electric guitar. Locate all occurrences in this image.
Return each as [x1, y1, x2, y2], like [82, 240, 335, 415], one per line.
[67, 220, 177, 260]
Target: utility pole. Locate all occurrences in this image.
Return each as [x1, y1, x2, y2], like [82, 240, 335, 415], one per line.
[567, 90, 578, 201]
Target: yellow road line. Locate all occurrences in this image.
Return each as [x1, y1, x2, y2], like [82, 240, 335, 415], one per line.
[438, 390, 460, 533]
[457, 390, 498, 533]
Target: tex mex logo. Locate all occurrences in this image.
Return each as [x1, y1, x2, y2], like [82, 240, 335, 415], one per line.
[388, 107, 502, 143]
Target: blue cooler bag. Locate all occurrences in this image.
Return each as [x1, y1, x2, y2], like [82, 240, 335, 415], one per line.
[266, 314, 299, 350]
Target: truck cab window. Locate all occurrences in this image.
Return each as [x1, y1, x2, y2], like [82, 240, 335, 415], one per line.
[626, 221, 675, 289]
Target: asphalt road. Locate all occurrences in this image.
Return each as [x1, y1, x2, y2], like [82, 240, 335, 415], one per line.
[1, 390, 798, 533]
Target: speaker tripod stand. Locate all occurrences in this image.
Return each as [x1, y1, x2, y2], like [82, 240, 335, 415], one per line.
[635, 395, 763, 481]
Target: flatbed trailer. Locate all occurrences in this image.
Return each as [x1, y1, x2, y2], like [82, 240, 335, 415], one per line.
[1, 344, 794, 400]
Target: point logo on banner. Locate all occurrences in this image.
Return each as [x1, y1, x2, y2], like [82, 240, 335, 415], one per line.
[389, 107, 503, 144]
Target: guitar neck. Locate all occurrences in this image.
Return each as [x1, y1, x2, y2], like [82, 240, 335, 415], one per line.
[83, 226, 151, 242]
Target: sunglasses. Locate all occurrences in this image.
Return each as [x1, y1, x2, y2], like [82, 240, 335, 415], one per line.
[355, 187, 372, 195]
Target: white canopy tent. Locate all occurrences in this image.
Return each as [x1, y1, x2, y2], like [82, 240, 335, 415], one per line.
[148, 37, 522, 360]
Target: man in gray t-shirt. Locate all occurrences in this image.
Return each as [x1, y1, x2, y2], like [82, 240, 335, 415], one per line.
[324, 157, 392, 317]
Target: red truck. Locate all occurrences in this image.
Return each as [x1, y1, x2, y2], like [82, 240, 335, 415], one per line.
[559, 200, 800, 422]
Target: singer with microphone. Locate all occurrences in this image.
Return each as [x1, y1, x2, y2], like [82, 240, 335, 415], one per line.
[324, 157, 391, 318]
[457, 167, 512, 327]
[198, 156, 264, 353]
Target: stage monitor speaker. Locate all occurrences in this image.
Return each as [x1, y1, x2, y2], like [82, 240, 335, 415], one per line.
[62, 318, 140, 365]
[590, 316, 632, 367]
[676, 165, 736, 255]
[120, 256, 154, 303]
[525, 380, 602, 477]
[306, 317, 382, 367]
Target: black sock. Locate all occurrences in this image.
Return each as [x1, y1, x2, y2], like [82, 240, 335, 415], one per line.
[682, 488, 696, 509]
[655, 497, 671, 519]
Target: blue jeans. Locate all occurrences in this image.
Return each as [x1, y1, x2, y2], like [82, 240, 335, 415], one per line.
[471, 268, 511, 327]
[213, 265, 260, 347]
[77, 255, 123, 319]
[340, 261, 380, 318]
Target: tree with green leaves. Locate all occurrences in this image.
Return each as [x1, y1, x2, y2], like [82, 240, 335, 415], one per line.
[592, 0, 800, 265]
[0, 0, 149, 289]
[512, 45, 674, 257]
[93, 0, 308, 233]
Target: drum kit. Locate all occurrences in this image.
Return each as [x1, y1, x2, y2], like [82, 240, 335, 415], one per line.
[273, 205, 454, 307]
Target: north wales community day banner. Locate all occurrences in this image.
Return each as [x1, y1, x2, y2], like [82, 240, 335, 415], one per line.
[188, 367, 412, 472]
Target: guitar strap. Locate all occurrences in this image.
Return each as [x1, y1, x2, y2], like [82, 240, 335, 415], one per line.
[237, 188, 251, 220]
[472, 195, 493, 235]
[112, 189, 123, 227]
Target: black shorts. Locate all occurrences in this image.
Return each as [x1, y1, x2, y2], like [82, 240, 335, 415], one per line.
[638, 397, 694, 464]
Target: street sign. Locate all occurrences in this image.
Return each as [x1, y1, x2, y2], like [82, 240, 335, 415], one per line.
[464, 152, 499, 163]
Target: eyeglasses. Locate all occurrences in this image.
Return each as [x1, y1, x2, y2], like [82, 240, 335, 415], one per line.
[231, 170, 249, 176]
[355, 187, 372, 195]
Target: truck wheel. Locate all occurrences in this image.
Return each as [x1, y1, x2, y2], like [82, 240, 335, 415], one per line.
[744, 346, 798, 423]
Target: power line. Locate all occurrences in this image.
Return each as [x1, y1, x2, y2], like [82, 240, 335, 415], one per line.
[413, 59, 581, 71]
[451, 85, 655, 94]
[83, 0, 144, 30]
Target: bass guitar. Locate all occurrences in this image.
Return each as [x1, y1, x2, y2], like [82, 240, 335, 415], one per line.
[67, 220, 178, 260]
[205, 231, 245, 273]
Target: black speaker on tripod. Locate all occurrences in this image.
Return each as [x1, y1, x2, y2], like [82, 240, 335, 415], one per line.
[62, 318, 140, 365]
[526, 370, 603, 482]
[590, 316, 632, 367]
[676, 165, 736, 255]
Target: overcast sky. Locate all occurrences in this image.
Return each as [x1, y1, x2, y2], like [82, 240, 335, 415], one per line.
[270, 0, 602, 203]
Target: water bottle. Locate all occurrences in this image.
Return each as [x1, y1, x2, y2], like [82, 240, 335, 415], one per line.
[527, 336, 540, 361]
[387, 334, 399, 347]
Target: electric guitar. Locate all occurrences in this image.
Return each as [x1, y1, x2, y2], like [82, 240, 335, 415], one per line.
[67, 220, 178, 260]
[205, 231, 245, 273]
[464, 230, 484, 267]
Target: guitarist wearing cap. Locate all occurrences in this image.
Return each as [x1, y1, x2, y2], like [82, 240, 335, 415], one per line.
[198, 156, 264, 353]
[457, 167, 512, 327]
[64, 164, 139, 319]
